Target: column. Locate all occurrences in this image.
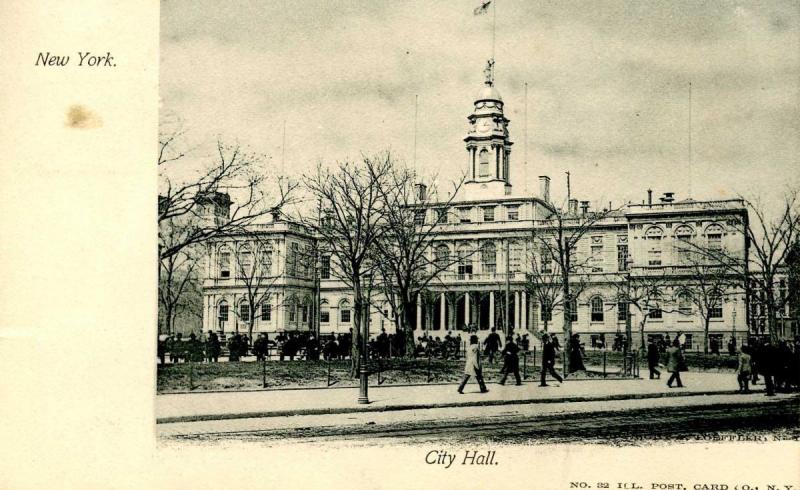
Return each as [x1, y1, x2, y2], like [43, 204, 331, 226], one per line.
[275, 292, 283, 332]
[489, 291, 495, 329]
[440, 292, 446, 330]
[515, 291, 521, 329]
[416, 294, 422, 332]
[464, 291, 471, 327]
[521, 292, 527, 331]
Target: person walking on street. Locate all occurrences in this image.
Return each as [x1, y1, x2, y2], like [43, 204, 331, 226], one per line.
[736, 345, 752, 393]
[499, 336, 522, 386]
[458, 335, 489, 394]
[483, 328, 502, 364]
[666, 338, 685, 388]
[206, 330, 221, 363]
[568, 334, 586, 373]
[647, 338, 661, 379]
[540, 333, 563, 387]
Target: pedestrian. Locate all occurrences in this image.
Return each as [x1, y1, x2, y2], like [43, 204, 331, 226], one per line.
[228, 334, 241, 362]
[760, 338, 777, 396]
[540, 333, 563, 387]
[736, 345, 752, 393]
[647, 338, 661, 379]
[157, 336, 166, 365]
[253, 333, 269, 362]
[457, 335, 489, 394]
[483, 328, 502, 364]
[568, 334, 586, 373]
[666, 338, 685, 388]
[206, 330, 221, 363]
[727, 336, 737, 356]
[710, 337, 719, 355]
[499, 335, 522, 386]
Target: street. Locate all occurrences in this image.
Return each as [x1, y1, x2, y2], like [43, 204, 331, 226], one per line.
[159, 392, 800, 446]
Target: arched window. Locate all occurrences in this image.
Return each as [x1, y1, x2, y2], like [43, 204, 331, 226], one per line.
[481, 242, 497, 274]
[540, 301, 553, 322]
[645, 227, 663, 266]
[288, 296, 298, 323]
[239, 247, 253, 277]
[339, 300, 351, 324]
[217, 300, 229, 324]
[239, 300, 250, 323]
[568, 298, 578, 322]
[218, 247, 232, 278]
[674, 225, 694, 263]
[478, 148, 490, 177]
[457, 244, 473, 277]
[435, 244, 450, 271]
[591, 297, 604, 322]
[320, 302, 330, 324]
[259, 245, 273, 277]
[300, 297, 310, 324]
[678, 291, 692, 315]
[706, 224, 724, 251]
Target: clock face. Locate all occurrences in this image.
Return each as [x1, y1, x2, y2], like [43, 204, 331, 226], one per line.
[477, 118, 493, 133]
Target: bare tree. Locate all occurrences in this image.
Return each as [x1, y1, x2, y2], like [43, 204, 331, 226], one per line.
[531, 205, 619, 371]
[158, 246, 201, 336]
[682, 191, 800, 343]
[615, 271, 681, 351]
[371, 165, 466, 356]
[227, 234, 285, 340]
[158, 130, 295, 261]
[298, 154, 394, 386]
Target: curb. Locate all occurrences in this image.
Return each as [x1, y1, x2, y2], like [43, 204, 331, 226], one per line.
[156, 388, 748, 425]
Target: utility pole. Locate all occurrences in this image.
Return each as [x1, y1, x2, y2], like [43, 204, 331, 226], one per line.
[565, 171, 571, 203]
[504, 239, 510, 335]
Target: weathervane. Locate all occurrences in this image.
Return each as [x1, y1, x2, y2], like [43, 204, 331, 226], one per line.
[483, 58, 495, 86]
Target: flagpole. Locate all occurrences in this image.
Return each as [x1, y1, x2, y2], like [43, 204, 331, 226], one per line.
[492, 0, 496, 61]
[688, 81, 693, 199]
[524, 81, 528, 194]
[413, 94, 418, 172]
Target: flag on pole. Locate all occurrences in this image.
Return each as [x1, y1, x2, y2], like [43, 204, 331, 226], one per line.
[473, 1, 491, 15]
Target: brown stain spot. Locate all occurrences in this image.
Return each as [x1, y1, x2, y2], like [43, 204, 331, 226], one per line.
[65, 104, 102, 129]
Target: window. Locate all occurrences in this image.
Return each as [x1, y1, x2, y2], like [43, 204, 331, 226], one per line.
[591, 297, 604, 322]
[617, 244, 629, 271]
[414, 210, 426, 226]
[617, 301, 627, 321]
[436, 208, 448, 224]
[288, 299, 297, 323]
[567, 299, 578, 322]
[509, 242, 521, 272]
[239, 249, 253, 277]
[320, 309, 330, 323]
[259, 249, 273, 276]
[320, 255, 331, 279]
[683, 333, 694, 350]
[675, 225, 694, 263]
[483, 206, 495, 222]
[507, 206, 519, 221]
[591, 237, 603, 272]
[541, 302, 552, 322]
[457, 244, 473, 278]
[709, 293, 723, 319]
[301, 303, 309, 323]
[240, 302, 250, 322]
[434, 244, 450, 271]
[340, 308, 351, 323]
[649, 306, 662, 319]
[261, 303, 271, 321]
[706, 224, 723, 251]
[219, 249, 231, 278]
[458, 207, 472, 223]
[478, 148, 490, 177]
[288, 243, 299, 276]
[540, 247, 553, 274]
[481, 242, 497, 274]
[218, 301, 229, 322]
[645, 227, 663, 266]
[678, 293, 692, 315]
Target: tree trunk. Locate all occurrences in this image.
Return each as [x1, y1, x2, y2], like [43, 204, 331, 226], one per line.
[703, 317, 710, 354]
[402, 299, 416, 356]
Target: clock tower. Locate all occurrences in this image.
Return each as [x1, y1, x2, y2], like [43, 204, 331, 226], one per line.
[463, 59, 513, 198]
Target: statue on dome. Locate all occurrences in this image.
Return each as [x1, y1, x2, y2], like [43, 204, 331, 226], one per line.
[483, 58, 495, 86]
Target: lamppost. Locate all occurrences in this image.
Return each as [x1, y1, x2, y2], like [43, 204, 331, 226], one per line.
[358, 271, 375, 405]
[732, 296, 737, 339]
[624, 258, 633, 356]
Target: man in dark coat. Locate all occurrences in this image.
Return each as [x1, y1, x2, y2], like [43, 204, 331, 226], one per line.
[483, 328, 502, 364]
[157, 336, 166, 365]
[540, 333, 563, 386]
[499, 336, 522, 385]
[253, 333, 269, 362]
[228, 334, 242, 362]
[666, 338, 685, 388]
[568, 334, 586, 373]
[206, 330, 221, 363]
[647, 338, 661, 379]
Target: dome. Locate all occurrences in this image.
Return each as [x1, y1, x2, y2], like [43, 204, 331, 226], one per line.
[475, 84, 503, 102]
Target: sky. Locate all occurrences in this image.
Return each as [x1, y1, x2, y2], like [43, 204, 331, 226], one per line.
[160, 0, 799, 209]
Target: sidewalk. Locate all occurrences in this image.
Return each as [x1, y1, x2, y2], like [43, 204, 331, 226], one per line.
[156, 371, 753, 424]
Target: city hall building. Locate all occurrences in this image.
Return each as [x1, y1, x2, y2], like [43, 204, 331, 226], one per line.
[199, 65, 782, 350]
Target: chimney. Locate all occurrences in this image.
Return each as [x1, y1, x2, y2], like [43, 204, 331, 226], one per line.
[579, 200, 590, 215]
[538, 175, 551, 203]
[568, 199, 578, 215]
[271, 207, 281, 222]
[415, 183, 427, 202]
[647, 189, 653, 206]
[662, 192, 675, 203]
